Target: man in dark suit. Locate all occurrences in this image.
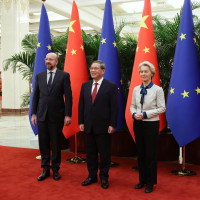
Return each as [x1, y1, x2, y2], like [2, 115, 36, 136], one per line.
[78, 60, 119, 189]
[31, 53, 72, 181]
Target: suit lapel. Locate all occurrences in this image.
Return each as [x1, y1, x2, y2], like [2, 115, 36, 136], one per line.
[93, 79, 106, 104]
[87, 81, 93, 104]
[41, 71, 48, 93]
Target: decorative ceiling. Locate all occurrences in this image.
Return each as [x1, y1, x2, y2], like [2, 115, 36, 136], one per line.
[1, 0, 200, 37]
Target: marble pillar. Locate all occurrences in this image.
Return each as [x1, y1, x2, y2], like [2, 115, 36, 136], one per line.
[0, 0, 29, 113]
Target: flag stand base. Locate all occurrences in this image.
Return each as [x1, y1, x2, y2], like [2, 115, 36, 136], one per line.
[67, 156, 86, 164]
[171, 168, 196, 176]
[36, 155, 41, 160]
[110, 161, 119, 167]
[132, 166, 139, 171]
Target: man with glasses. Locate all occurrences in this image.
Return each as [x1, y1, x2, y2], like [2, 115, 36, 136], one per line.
[78, 60, 119, 189]
[31, 52, 72, 181]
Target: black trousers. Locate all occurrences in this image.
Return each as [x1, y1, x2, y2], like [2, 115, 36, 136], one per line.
[133, 120, 159, 185]
[86, 132, 112, 181]
[38, 118, 63, 171]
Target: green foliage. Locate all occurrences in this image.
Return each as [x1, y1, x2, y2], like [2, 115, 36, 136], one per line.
[51, 31, 69, 70]
[82, 30, 101, 69]
[117, 33, 137, 101]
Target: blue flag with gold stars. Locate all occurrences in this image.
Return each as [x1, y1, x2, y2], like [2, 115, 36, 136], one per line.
[98, 0, 125, 131]
[29, 4, 53, 135]
[166, 0, 200, 146]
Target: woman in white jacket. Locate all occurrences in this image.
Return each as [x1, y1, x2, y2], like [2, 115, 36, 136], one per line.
[130, 61, 165, 193]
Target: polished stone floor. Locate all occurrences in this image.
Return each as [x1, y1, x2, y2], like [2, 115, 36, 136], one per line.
[0, 109, 39, 149]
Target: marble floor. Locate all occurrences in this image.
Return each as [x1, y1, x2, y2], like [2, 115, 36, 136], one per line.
[0, 113, 39, 149]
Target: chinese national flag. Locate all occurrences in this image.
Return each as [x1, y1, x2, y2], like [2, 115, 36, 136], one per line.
[125, 0, 166, 140]
[63, 1, 88, 139]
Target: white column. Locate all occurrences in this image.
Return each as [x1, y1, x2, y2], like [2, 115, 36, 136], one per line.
[1, 0, 29, 112]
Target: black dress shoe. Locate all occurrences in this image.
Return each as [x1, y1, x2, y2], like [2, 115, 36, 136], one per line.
[81, 177, 97, 186]
[53, 171, 61, 181]
[134, 183, 145, 189]
[101, 179, 109, 189]
[37, 170, 50, 181]
[145, 185, 153, 193]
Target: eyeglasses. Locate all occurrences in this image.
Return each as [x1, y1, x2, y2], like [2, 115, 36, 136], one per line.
[89, 67, 101, 71]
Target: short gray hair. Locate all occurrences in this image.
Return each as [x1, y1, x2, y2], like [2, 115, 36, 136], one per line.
[91, 60, 105, 69]
[138, 61, 155, 79]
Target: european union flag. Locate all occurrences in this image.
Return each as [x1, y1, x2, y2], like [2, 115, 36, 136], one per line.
[166, 0, 200, 146]
[98, 0, 125, 131]
[29, 4, 53, 135]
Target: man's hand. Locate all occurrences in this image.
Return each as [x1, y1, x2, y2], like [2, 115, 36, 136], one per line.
[79, 124, 85, 132]
[31, 114, 37, 127]
[108, 126, 115, 134]
[64, 116, 71, 126]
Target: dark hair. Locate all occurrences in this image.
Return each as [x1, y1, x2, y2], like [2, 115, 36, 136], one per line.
[91, 60, 106, 69]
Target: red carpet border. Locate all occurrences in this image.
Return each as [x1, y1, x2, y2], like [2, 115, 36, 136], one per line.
[0, 146, 199, 200]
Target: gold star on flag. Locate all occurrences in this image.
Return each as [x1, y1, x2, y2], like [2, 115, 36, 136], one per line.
[153, 43, 156, 48]
[80, 45, 84, 51]
[101, 38, 106, 45]
[143, 46, 150, 54]
[179, 33, 186, 41]
[136, 46, 139, 52]
[181, 90, 189, 98]
[37, 42, 41, 48]
[140, 15, 149, 29]
[170, 87, 175, 95]
[69, 20, 76, 33]
[193, 37, 197, 43]
[71, 49, 77, 55]
[195, 87, 200, 94]
[47, 45, 52, 50]
[113, 41, 117, 47]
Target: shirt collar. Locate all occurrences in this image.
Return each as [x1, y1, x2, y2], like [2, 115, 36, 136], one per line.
[140, 81, 154, 89]
[47, 68, 57, 74]
[93, 77, 104, 85]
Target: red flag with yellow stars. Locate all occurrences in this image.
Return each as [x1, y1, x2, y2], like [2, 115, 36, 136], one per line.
[63, 1, 88, 139]
[125, 0, 166, 140]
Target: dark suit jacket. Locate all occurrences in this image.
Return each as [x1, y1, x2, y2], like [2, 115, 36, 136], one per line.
[31, 69, 72, 123]
[78, 79, 119, 134]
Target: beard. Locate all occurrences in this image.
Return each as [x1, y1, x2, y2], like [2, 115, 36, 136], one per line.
[46, 64, 55, 70]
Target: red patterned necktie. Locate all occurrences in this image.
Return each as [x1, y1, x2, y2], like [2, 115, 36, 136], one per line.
[92, 83, 98, 103]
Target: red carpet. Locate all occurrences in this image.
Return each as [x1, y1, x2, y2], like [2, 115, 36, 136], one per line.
[0, 146, 199, 200]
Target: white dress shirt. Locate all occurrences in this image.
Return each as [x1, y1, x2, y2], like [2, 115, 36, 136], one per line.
[130, 84, 166, 121]
[91, 77, 104, 95]
[47, 68, 57, 84]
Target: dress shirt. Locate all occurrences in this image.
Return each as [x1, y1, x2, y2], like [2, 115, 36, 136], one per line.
[91, 77, 104, 95]
[130, 84, 166, 121]
[47, 68, 57, 84]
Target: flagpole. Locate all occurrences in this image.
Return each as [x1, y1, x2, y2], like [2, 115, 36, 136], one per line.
[67, 133, 86, 164]
[171, 145, 196, 176]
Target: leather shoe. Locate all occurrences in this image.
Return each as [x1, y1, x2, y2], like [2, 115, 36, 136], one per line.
[134, 183, 145, 189]
[53, 171, 61, 181]
[37, 170, 50, 181]
[145, 185, 153, 193]
[101, 179, 109, 189]
[81, 177, 97, 186]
